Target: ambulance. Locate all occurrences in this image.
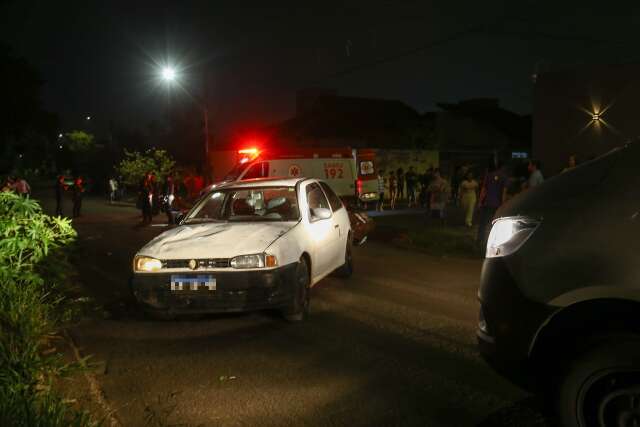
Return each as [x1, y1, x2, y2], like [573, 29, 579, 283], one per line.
[216, 147, 379, 205]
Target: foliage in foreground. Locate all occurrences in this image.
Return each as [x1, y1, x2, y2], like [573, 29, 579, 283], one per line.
[116, 148, 176, 186]
[0, 192, 96, 426]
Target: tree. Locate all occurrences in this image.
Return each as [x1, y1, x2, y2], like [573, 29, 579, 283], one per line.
[116, 148, 176, 186]
[65, 130, 95, 152]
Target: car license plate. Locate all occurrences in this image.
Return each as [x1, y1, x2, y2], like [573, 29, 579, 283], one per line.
[170, 275, 216, 291]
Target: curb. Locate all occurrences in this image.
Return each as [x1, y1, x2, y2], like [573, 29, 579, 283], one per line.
[64, 330, 122, 427]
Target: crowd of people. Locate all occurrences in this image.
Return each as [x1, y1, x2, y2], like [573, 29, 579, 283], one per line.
[54, 175, 85, 217]
[375, 166, 454, 220]
[1, 176, 31, 196]
[374, 156, 565, 247]
[135, 170, 206, 225]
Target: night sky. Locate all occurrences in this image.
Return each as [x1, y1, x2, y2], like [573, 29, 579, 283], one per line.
[2, 1, 639, 140]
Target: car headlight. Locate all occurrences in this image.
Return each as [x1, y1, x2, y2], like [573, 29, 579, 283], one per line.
[134, 256, 163, 272]
[230, 254, 278, 269]
[486, 217, 539, 258]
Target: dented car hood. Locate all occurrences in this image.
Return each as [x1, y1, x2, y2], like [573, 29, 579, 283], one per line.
[138, 221, 297, 259]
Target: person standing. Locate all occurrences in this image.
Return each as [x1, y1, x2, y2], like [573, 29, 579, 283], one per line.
[192, 173, 204, 197]
[72, 176, 84, 218]
[396, 168, 405, 202]
[108, 177, 118, 203]
[139, 171, 156, 225]
[526, 160, 544, 190]
[428, 169, 450, 223]
[477, 163, 507, 248]
[15, 176, 30, 197]
[163, 173, 176, 223]
[388, 170, 398, 210]
[183, 172, 194, 199]
[405, 166, 417, 208]
[458, 172, 479, 227]
[376, 169, 385, 211]
[424, 166, 435, 209]
[55, 175, 67, 216]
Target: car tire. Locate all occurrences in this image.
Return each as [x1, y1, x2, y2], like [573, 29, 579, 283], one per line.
[283, 258, 310, 322]
[335, 236, 353, 279]
[556, 333, 640, 427]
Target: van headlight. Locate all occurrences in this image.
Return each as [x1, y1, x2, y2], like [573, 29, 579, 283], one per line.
[134, 256, 163, 272]
[230, 254, 278, 269]
[486, 217, 539, 258]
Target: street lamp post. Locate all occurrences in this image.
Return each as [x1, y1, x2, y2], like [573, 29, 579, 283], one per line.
[159, 66, 211, 183]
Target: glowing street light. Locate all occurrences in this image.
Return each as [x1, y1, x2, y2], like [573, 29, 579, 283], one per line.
[58, 133, 63, 138]
[161, 66, 176, 82]
[86, 115, 91, 121]
[592, 113, 600, 121]
[157, 63, 211, 182]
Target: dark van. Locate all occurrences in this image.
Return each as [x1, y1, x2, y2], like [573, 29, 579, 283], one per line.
[477, 143, 640, 426]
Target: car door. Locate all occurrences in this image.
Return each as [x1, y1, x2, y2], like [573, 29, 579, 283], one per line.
[304, 181, 340, 281]
[319, 181, 350, 270]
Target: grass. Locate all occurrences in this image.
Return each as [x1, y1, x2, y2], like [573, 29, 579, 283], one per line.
[372, 211, 481, 258]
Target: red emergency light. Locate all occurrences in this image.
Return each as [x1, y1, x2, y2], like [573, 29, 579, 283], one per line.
[237, 147, 261, 164]
[238, 147, 259, 155]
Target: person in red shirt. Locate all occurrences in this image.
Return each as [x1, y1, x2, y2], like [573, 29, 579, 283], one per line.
[15, 176, 30, 197]
[72, 176, 85, 218]
[192, 174, 204, 196]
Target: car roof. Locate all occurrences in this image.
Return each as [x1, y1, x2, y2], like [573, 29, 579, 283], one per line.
[216, 176, 310, 189]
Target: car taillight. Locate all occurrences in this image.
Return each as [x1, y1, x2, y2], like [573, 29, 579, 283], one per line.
[356, 179, 363, 195]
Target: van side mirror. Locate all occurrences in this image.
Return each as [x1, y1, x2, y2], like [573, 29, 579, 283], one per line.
[311, 207, 331, 220]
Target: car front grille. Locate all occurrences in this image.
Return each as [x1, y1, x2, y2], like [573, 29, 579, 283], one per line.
[162, 258, 230, 269]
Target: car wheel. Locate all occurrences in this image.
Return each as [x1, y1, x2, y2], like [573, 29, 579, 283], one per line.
[557, 334, 640, 427]
[335, 236, 353, 278]
[283, 258, 310, 322]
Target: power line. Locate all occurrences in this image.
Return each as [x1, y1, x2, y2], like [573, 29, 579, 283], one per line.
[485, 29, 632, 46]
[313, 25, 484, 83]
[311, 17, 632, 83]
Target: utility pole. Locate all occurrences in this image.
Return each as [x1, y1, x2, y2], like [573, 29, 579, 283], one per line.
[203, 106, 210, 184]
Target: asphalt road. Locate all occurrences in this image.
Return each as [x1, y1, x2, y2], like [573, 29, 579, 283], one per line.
[43, 196, 551, 426]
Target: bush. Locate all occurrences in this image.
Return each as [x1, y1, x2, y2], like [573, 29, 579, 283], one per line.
[0, 192, 95, 426]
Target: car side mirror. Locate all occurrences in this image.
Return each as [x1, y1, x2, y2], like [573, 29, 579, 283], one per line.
[311, 207, 331, 220]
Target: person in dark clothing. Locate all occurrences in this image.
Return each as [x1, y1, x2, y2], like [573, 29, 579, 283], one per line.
[476, 162, 507, 251]
[405, 166, 417, 207]
[72, 176, 84, 218]
[420, 166, 434, 209]
[396, 168, 405, 201]
[55, 175, 67, 216]
[139, 171, 157, 225]
[163, 174, 176, 223]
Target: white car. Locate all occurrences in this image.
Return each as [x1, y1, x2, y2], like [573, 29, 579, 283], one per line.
[131, 177, 353, 321]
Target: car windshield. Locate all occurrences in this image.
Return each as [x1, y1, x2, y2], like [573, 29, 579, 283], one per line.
[185, 186, 300, 223]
